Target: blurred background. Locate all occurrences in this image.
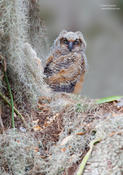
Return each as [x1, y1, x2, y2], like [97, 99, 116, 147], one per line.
[39, 0, 123, 98]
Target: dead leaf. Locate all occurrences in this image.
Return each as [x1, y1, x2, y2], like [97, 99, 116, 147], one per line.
[61, 147, 66, 152]
[33, 125, 42, 131]
[109, 131, 116, 137]
[34, 147, 39, 152]
[76, 132, 86, 135]
[60, 135, 73, 146]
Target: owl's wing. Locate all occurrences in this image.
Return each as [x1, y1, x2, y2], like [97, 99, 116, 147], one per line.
[44, 53, 86, 93]
[44, 55, 54, 76]
[44, 53, 80, 75]
[46, 54, 84, 84]
[54, 53, 86, 72]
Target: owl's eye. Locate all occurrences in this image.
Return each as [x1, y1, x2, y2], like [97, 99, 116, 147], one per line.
[74, 39, 80, 45]
[63, 38, 68, 44]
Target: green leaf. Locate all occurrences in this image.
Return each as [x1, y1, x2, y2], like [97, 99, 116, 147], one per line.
[96, 96, 123, 104]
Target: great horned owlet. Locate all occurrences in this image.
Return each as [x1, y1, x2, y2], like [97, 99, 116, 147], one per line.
[44, 30, 88, 94]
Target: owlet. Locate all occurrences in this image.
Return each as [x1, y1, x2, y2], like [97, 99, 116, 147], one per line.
[44, 30, 88, 94]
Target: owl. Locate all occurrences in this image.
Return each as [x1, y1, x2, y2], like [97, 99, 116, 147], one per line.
[44, 30, 88, 94]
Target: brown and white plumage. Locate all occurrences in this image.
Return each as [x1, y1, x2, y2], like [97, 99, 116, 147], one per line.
[44, 30, 88, 93]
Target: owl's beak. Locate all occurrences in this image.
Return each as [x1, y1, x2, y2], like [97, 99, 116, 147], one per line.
[68, 41, 74, 52]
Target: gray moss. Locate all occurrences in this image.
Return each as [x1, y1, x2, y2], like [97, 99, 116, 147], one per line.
[84, 115, 123, 175]
[0, 0, 51, 108]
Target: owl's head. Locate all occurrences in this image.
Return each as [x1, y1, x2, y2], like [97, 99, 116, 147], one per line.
[53, 30, 86, 54]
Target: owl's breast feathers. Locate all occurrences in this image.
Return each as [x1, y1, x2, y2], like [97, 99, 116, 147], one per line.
[44, 52, 86, 93]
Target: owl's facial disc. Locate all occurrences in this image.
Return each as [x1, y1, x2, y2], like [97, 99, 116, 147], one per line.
[60, 37, 81, 52]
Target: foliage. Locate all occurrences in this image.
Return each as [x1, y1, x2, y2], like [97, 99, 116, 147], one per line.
[96, 96, 123, 104]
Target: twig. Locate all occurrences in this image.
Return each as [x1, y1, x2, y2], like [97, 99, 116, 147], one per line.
[4, 71, 15, 128]
[76, 138, 101, 175]
[0, 54, 15, 128]
[0, 91, 27, 128]
[0, 55, 27, 128]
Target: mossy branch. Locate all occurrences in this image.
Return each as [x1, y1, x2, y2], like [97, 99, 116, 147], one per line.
[0, 91, 27, 128]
